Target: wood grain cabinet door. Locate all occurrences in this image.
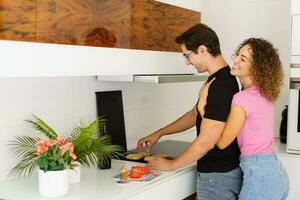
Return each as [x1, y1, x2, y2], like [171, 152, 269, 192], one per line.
[1, 0, 200, 52]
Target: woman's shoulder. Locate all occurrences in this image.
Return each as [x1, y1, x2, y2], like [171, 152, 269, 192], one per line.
[232, 89, 254, 104]
[233, 89, 247, 98]
[233, 87, 262, 105]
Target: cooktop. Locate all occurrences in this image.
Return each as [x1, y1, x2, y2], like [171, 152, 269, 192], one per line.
[120, 140, 192, 163]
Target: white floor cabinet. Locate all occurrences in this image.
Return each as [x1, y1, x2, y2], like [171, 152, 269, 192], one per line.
[278, 154, 300, 200]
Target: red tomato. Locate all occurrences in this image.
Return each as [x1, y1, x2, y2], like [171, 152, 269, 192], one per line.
[130, 166, 150, 179]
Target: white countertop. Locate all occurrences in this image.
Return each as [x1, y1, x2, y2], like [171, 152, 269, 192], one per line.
[0, 134, 297, 200]
[0, 159, 196, 200]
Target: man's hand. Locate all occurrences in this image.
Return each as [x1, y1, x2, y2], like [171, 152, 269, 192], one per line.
[198, 78, 215, 117]
[146, 158, 175, 171]
[136, 131, 161, 152]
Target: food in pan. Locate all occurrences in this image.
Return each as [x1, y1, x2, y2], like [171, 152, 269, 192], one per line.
[139, 152, 151, 156]
[125, 152, 151, 160]
[126, 153, 144, 160]
[144, 154, 167, 161]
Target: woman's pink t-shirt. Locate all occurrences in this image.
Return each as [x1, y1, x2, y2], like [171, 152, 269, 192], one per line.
[232, 86, 274, 157]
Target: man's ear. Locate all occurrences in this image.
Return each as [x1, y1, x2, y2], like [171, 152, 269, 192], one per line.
[197, 45, 208, 55]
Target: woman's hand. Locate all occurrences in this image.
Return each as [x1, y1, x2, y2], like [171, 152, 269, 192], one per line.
[198, 78, 215, 117]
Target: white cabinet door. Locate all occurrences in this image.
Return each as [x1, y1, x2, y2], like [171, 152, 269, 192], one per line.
[292, 0, 300, 14]
[35, 43, 196, 76]
[291, 15, 300, 56]
[0, 40, 36, 77]
[128, 168, 197, 200]
[287, 89, 300, 152]
[278, 154, 300, 200]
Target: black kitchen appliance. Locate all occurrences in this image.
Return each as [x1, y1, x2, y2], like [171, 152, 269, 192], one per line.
[95, 90, 127, 152]
[280, 105, 288, 144]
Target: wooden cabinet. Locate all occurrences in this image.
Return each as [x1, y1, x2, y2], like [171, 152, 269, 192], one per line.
[0, 0, 201, 77]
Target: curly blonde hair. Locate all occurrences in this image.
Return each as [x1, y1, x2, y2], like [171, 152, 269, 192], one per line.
[236, 38, 284, 102]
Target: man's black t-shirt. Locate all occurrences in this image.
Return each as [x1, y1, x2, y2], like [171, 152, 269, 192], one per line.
[196, 66, 240, 173]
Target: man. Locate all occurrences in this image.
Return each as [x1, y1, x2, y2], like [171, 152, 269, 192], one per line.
[136, 23, 242, 200]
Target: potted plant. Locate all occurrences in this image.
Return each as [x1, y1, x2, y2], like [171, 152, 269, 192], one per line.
[36, 136, 76, 197]
[8, 115, 123, 183]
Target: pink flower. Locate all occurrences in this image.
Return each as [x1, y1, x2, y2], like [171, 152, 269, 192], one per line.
[56, 136, 67, 145]
[36, 136, 77, 165]
[36, 140, 50, 155]
[60, 142, 77, 160]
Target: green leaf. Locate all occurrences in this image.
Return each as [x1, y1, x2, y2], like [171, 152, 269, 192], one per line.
[8, 115, 124, 177]
[8, 136, 39, 159]
[7, 136, 40, 178]
[7, 154, 39, 178]
[25, 114, 57, 139]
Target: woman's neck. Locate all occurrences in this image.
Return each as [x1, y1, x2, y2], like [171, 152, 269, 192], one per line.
[240, 76, 254, 89]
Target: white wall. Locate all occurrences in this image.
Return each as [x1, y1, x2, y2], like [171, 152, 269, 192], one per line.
[0, 77, 200, 182]
[201, 0, 291, 137]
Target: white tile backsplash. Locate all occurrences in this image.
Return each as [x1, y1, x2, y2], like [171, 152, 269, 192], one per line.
[0, 76, 200, 182]
[0, 77, 74, 129]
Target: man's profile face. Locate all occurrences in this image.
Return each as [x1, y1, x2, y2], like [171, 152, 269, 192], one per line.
[181, 44, 206, 73]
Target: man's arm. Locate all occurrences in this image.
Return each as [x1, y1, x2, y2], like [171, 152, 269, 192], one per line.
[147, 118, 225, 170]
[137, 107, 197, 151]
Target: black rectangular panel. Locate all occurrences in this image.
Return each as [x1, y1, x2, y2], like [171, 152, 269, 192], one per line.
[95, 90, 127, 152]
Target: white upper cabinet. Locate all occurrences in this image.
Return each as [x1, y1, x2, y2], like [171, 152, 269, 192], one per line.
[35, 43, 196, 76]
[291, 16, 300, 56]
[292, 0, 300, 14]
[0, 40, 36, 77]
[291, 0, 300, 64]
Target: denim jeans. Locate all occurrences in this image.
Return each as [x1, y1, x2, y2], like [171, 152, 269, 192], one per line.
[197, 167, 242, 200]
[239, 153, 289, 200]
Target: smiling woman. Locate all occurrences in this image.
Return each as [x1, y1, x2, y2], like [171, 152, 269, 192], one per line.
[198, 37, 289, 200]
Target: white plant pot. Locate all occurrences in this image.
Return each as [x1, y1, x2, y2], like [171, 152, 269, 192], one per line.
[39, 169, 69, 198]
[68, 166, 81, 184]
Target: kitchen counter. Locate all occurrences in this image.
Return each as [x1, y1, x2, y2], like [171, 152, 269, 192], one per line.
[0, 135, 293, 200]
[0, 159, 196, 200]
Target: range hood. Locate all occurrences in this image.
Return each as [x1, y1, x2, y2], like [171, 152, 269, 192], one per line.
[96, 74, 208, 83]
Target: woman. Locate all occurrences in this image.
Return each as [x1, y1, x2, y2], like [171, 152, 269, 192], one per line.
[198, 38, 289, 200]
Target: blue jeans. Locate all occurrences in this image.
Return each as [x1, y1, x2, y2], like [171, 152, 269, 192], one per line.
[197, 167, 242, 200]
[239, 153, 289, 200]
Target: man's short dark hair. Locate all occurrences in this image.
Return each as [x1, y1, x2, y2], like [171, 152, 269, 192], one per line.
[175, 23, 221, 56]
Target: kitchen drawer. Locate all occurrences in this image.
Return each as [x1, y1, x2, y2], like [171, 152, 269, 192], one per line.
[292, 0, 300, 14]
[291, 15, 300, 56]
